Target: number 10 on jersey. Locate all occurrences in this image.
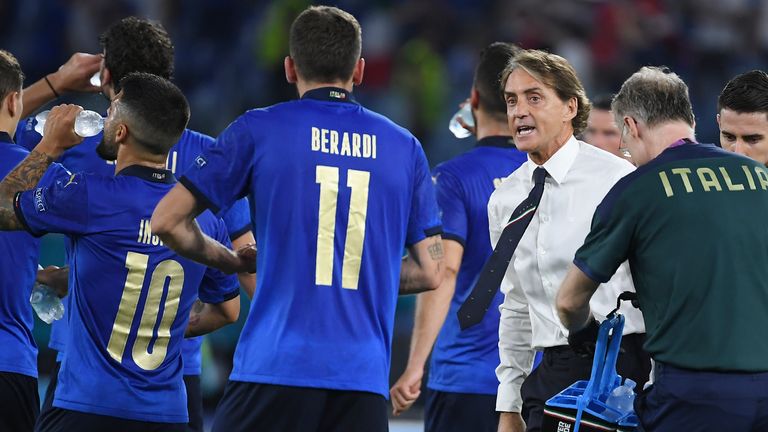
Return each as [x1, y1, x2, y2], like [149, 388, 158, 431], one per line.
[315, 165, 370, 290]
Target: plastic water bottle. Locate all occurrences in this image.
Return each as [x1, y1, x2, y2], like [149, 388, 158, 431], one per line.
[90, 71, 101, 87]
[30, 266, 65, 324]
[605, 378, 636, 413]
[34, 109, 104, 137]
[448, 103, 474, 139]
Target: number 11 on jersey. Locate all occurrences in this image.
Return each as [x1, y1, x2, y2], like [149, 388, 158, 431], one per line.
[315, 165, 371, 290]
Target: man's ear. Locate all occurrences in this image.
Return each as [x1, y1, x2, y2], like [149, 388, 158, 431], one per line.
[6, 91, 20, 118]
[284, 56, 298, 84]
[352, 58, 365, 86]
[469, 88, 480, 110]
[115, 123, 128, 143]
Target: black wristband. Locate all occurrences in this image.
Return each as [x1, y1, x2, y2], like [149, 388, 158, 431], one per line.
[44, 75, 60, 98]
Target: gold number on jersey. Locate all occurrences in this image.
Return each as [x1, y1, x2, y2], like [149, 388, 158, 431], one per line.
[315, 166, 371, 290]
[106, 251, 185, 370]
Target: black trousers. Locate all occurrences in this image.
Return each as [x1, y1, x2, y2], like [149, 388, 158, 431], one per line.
[0, 371, 39, 432]
[212, 381, 388, 432]
[520, 333, 650, 432]
[425, 389, 498, 432]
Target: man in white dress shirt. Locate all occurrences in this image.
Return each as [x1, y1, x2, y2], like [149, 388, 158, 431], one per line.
[490, 49, 650, 432]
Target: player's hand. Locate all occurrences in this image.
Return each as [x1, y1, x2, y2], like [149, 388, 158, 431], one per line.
[234, 243, 256, 274]
[498, 412, 526, 432]
[567, 315, 600, 357]
[48, 53, 102, 94]
[389, 366, 423, 416]
[37, 266, 68, 298]
[456, 99, 476, 136]
[39, 104, 85, 153]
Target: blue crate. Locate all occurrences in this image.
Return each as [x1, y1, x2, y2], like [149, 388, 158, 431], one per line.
[542, 314, 637, 432]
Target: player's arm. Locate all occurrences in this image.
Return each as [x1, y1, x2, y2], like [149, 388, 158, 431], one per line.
[152, 184, 253, 274]
[185, 297, 240, 337]
[0, 105, 82, 230]
[37, 265, 69, 298]
[231, 231, 257, 298]
[390, 239, 462, 415]
[22, 53, 101, 118]
[556, 264, 599, 333]
[399, 235, 444, 295]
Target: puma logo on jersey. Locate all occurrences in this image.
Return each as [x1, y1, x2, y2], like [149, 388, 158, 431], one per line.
[63, 174, 78, 188]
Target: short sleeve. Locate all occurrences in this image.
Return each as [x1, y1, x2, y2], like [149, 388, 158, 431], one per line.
[433, 169, 467, 246]
[179, 115, 255, 214]
[219, 197, 252, 241]
[16, 167, 89, 237]
[197, 217, 241, 304]
[573, 188, 635, 283]
[405, 141, 442, 246]
[14, 117, 42, 151]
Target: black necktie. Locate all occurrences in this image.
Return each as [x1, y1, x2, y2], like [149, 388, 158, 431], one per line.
[458, 167, 548, 330]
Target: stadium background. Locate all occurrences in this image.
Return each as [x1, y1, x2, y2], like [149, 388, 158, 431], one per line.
[3, 0, 767, 429]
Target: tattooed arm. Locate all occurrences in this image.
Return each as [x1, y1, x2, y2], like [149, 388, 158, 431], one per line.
[399, 234, 444, 295]
[0, 105, 83, 231]
[185, 296, 240, 337]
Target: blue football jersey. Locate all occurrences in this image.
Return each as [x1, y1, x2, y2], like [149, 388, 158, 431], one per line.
[15, 119, 250, 375]
[180, 87, 442, 397]
[0, 132, 69, 378]
[428, 137, 527, 395]
[15, 165, 240, 423]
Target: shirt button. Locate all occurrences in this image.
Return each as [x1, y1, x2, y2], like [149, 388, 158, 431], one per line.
[539, 248, 546, 255]
[541, 215, 549, 223]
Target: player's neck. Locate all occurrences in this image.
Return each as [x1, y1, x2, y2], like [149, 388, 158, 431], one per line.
[114, 148, 167, 175]
[296, 80, 354, 97]
[475, 110, 512, 140]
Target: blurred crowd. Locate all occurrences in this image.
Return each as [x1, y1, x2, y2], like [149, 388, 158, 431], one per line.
[4, 0, 768, 163]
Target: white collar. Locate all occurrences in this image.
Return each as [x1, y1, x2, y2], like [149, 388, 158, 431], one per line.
[525, 135, 579, 184]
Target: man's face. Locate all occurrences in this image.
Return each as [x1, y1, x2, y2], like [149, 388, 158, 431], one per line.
[584, 108, 623, 157]
[718, 108, 768, 165]
[504, 68, 574, 162]
[96, 95, 121, 161]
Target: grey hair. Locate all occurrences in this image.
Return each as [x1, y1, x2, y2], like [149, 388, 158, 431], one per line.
[611, 66, 695, 128]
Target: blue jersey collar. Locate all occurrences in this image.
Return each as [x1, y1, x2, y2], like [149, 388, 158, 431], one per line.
[301, 87, 357, 103]
[117, 165, 176, 184]
[477, 136, 516, 148]
[0, 131, 14, 144]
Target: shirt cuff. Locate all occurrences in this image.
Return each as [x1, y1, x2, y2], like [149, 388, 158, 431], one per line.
[495, 381, 523, 412]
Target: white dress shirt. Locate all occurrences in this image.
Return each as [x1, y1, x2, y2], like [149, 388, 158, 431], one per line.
[489, 136, 646, 412]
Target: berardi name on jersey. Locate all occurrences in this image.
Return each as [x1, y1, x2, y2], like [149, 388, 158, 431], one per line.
[311, 126, 377, 159]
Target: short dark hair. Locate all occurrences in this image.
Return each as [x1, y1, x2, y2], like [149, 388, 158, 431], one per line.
[289, 6, 362, 83]
[0, 50, 23, 102]
[501, 49, 591, 135]
[718, 70, 768, 116]
[474, 42, 521, 119]
[591, 94, 613, 111]
[100, 17, 174, 93]
[612, 66, 694, 128]
[116, 72, 189, 155]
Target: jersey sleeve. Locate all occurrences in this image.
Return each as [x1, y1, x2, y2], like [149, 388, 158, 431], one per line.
[219, 197, 252, 241]
[405, 140, 442, 246]
[433, 168, 467, 247]
[15, 166, 89, 237]
[14, 117, 42, 151]
[197, 217, 241, 304]
[573, 187, 635, 283]
[179, 115, 254, 214]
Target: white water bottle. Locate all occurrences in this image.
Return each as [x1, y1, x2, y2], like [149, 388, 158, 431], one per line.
[34, 109, 104, 137]
[30, 265, 64, 324]
[605, 378, 636, 413]
[448, 103, 474, 139]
